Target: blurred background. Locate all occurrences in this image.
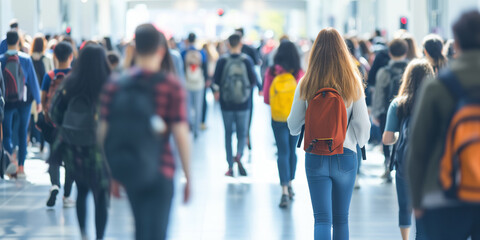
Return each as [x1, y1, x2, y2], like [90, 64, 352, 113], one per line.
[1, 0, 479, 48]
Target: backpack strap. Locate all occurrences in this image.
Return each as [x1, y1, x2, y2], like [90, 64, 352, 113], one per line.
[438, 69, 463, 100]
[47, 70, 55, 81]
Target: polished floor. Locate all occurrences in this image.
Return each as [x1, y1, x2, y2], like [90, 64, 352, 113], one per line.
[0, 93, 416, 240]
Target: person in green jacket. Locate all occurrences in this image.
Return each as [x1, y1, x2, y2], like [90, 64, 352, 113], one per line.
[407, 10, 480, 240]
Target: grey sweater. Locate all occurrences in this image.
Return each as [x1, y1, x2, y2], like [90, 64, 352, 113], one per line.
[287, 81, 371, 153]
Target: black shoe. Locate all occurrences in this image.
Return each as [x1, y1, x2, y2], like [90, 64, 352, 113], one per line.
[237, 161, 247, 176]
[46, 186, 59, 207]
[288, 186, 295, 200]
[279, 194, 289, 208]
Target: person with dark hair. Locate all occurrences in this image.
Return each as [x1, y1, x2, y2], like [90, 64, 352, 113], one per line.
[213, 33, 259, 177]
[0, 19, 19, 55]
[49, 44, 111, 240]
[383, 59, 434, 240]
[444, 39, 457, 60]
[100, 23, 191, 240]
[181, 32, 208, 139]
[30, 34, 54, 151]
[423, 34, 448, 74]
[235, 27, 263, 150]
[372, 38, 409, 182]
[262, 40, 304, 208]
[40, 41, 75, 208]
[0, 30, 41, 179]
[407, 10, 480, 239]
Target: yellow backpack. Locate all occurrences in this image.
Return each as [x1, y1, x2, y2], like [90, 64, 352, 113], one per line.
[269, 73, 297, 122]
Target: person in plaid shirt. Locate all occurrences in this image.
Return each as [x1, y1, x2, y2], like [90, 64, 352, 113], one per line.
[99, 24, 191, 240]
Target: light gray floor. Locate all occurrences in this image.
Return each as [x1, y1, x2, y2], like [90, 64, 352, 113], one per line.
[0, 93, 415, 240]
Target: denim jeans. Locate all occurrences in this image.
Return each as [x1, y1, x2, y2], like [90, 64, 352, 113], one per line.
[221, 110, 249, 169]
[188, 89, 204, 136]
[3, 104, 32, 166]
[305, 148, 358, 240]
[271, 120, 298, 186]
[422, 205, 480, 240]
[396, 173, 427, 239]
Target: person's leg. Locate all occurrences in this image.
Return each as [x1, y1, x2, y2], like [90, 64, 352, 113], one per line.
[152, 176, 174, 240]
[201, 87, 208, 125]
[221, 111, 235, 170]
[379, 113, 391, 180]
[422, 206, 473, 240]
[395, 173, 412, 240]
[305, 152, 332, 240]
[234, 110, 249, 159]
[17, 104, 32, 167]
[193, 90, 204, 138]
[46, 161, 61, 207]
[331, 148, 357, 240]
[76, 182, 89, 237]
[288, 133, 298, 182]
[246, 97, 253, 150]
[63, 166, 74, 198]
[126, 189, 145, 240]
[271, 120, 290, 187]
[93, 188, 109, 240]
[3, 108, 16, 155]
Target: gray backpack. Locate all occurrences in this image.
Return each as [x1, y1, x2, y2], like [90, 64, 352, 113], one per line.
[220, 54, 251, 105]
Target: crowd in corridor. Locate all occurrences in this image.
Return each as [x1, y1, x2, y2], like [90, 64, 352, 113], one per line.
[0, 9, 479, 240]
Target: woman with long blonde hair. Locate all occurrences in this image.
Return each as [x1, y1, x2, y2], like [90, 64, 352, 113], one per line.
[288, 28, 370, 239]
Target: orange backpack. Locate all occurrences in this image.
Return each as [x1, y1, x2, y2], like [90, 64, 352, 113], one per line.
[439, 70, 480, 202]
[303, 88, 348, 155]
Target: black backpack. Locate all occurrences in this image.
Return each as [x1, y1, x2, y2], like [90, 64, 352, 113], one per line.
[104, 72, 165, 190]
[60, 94, 98, 146]
[220, 54, 251, 105]
[384, 62, 408, 107]
[390, 116, 410, 176]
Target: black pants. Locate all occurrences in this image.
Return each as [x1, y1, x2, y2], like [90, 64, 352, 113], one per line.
[379, 113, 391, 170]
[76, 180, 109, 239]
[126, 176, 174, 240]
[48, 161, 74, 197]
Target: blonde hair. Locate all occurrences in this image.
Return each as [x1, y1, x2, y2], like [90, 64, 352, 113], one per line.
[299, 28, 364, 106]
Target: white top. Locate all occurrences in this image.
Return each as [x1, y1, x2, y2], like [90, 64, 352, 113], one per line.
[287, 84, 371, 153]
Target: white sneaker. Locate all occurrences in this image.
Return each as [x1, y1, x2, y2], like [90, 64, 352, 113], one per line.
[16, 172, 26, 179]
[5, 163, 17, 175]
[63, 197, 76, 208]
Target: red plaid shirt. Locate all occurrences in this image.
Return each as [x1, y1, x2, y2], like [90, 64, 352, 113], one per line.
[100, 70, 187, 179]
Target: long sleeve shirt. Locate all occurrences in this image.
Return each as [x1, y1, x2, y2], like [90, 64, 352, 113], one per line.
[0, 50, 41, 108]
[407, 50, 480, 209]
[287, 81, 371, 153]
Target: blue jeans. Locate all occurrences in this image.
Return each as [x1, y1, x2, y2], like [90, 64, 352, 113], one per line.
[396, 173, 427, 239]
[305, 148, 357, 240]
[222, 110, 249, 168]
[188, 90, 204, 137]
[3, 104, 32, 166]
[271, 120, 298, 186]
[422, 205, 480, 240]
